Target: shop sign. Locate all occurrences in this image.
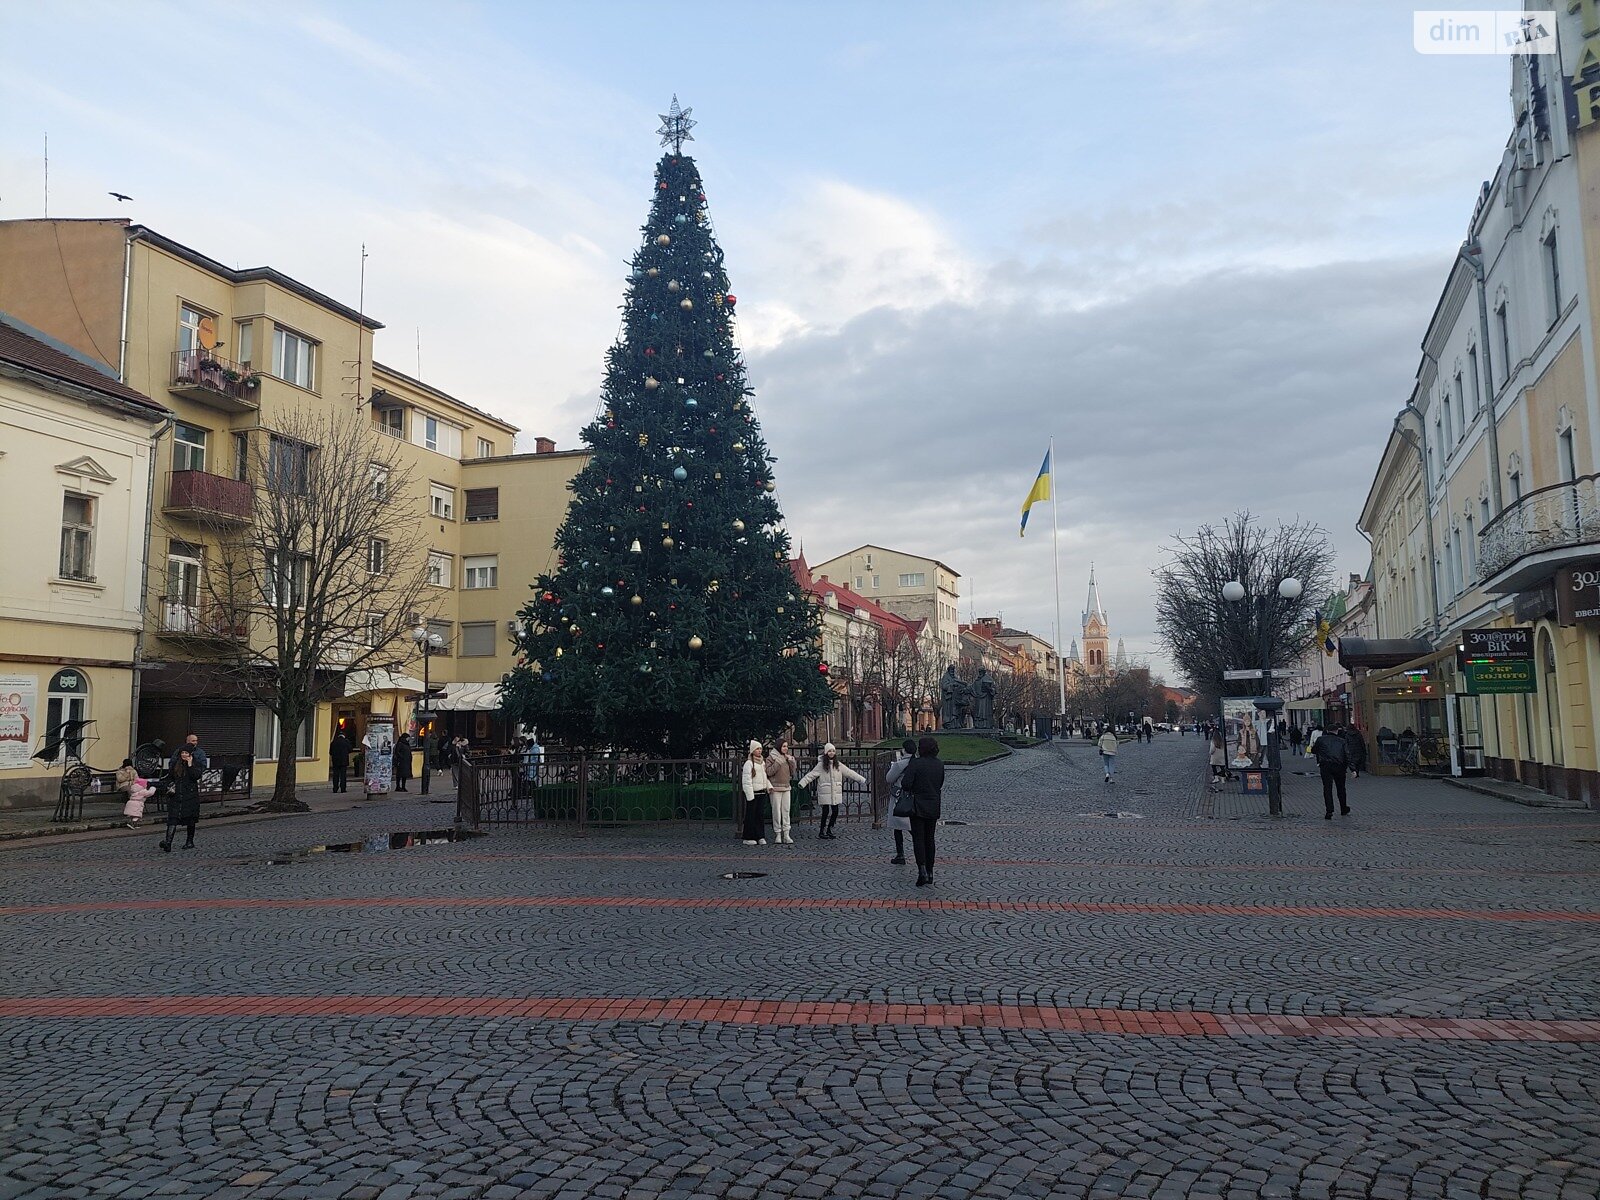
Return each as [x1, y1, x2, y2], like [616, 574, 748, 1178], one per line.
[1556, 565, 1600, 626]
[1462, 627, 1532, 660]
[1513, 582, 1557, 623]
[1464, 659, 1537, 695]
[0, 676, 38, 770]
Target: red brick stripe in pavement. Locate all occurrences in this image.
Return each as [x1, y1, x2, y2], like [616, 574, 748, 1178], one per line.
[0, 994, 1594, 1043]
[4, 894, 1599, 922]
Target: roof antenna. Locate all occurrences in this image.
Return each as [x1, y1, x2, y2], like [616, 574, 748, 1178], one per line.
[347, 243, 369, 410]
[416, 327, 422, 380]
[43, 132, 48, 217]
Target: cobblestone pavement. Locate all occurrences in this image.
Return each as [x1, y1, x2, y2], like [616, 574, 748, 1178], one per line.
[2, 737, 1598, 1199]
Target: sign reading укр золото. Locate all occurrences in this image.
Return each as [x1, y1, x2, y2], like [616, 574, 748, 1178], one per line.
[1556, 566, 1600, 626]
[1461, 627, 1532, 660]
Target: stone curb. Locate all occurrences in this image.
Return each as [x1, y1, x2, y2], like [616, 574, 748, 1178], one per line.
[0, 795, 370, 849]
[1440, 775, 1589, 811]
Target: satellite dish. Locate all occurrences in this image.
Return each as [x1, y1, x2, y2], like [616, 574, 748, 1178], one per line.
[198, 316, 218, 350]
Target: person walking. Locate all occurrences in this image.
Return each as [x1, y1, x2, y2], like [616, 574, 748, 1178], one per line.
[884, 737, 916, 864]
[168, 732, 207, 773]
[739, 740, 770, 846]
[1208, 730, 1227, 790]
[1342, 723, 1369, 780]
[449, 736, 471, 788]
[1141, 716, 1154, 743]
[895, 736, 945, 887]
[799, 742, 866, 839]
[328, 728, 353, 794]
[393, 730, 413, 792]
[160, 748, 201, 852]
[1098, 728, 1120, 783]
[764, 737, 798, 845]
[1288, 723, 1303, 755]
[1312, 721, 1351, 819]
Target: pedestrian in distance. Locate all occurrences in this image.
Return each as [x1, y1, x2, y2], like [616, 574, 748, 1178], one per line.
[1342, 724, 1369, 779]
[160, 748, 201, 852]
[799, 742, 866, 840]
[894, 736, 945, 887]
[1098, 728, 1120, 782]
[764, 737, 798, 845]
[328, 728, 353, 794]
[449, 736, 471, 788]
[739, 739, 770, 845]
[1288, 724, 1303, 755]
[393, 730, 413, 792]
[1208, 731, 1227, 790]
[168, 732, 207, 773]
[885, 737, 916, 864]
[1312, 722, 1351, 819]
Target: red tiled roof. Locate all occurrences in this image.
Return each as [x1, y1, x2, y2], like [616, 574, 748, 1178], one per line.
[0, 317, 164, 414]
[791, 558, 919, 647]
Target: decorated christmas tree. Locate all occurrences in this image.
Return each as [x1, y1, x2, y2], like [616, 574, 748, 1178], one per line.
[501, 100, 836, 756]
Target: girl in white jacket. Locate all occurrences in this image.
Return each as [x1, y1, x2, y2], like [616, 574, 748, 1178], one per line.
[739, 740, 770, 845]
[798, 742, 866, 840]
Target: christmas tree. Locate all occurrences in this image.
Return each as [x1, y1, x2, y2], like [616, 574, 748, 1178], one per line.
[501, 100, 837, 756]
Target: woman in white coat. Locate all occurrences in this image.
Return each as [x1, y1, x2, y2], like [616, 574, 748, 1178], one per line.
[739, 740, 770, 845]
[798, 742, 866, 840]
[884, 737, 916, 864]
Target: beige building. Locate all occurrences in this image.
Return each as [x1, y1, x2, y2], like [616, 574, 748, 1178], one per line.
[0, 315, 170, 807]
[810, 545, 962, 660]
[0, 218, 584, 792]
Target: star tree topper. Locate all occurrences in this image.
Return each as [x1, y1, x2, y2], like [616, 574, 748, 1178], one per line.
[657, 95, 696, 152]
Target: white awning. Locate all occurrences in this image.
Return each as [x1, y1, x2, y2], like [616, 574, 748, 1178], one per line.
[344, 669, 427, 697]
[427, 682, 504, 712]
[1286, 697, 1326, 711]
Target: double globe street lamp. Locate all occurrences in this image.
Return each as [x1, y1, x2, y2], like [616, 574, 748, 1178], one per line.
[1222, 575, 1302, 817]
[411, 625, 444, 796]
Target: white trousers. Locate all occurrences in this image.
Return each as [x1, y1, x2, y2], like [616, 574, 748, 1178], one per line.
[769, 788, 792, 840]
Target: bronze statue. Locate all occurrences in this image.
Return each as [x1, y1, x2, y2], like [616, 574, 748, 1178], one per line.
[940, 666, 973, 729]
[973, 668, 996, 728]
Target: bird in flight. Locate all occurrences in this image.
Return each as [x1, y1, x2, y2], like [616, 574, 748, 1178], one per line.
[108, 191, 132, 202]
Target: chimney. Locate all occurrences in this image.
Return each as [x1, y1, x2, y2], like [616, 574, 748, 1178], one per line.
[818, 574, 829, 584]
[535, 436, 556, 454]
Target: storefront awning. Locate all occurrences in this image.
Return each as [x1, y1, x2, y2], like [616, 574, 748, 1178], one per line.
[344, 669, 426, 697]
[1286, 697, 1326, 711]
[426, 682, 504, 712]
[1337, 638, 1434, 671]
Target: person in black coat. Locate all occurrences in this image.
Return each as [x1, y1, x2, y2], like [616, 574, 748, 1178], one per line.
[1341, 724, 1369, 778]
[328, 730, 353, 793]
[393, 731, 413, 791]
[161, 749, 201, 852]
[897, 736, 945, 887]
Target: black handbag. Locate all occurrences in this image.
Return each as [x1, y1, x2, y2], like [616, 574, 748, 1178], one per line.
[893, 792, 915, 818]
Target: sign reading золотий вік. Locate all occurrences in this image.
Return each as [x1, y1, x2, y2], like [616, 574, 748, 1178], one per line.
[1462, 628, 1533, 661]
[1557, 566, 1600, 625]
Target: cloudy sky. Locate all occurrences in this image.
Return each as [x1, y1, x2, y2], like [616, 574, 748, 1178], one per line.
[0, 1, 1511, 679]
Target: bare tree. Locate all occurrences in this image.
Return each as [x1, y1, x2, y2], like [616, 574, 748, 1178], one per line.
[1153, 512, 1333, 707]
[173, 409, 434, 809]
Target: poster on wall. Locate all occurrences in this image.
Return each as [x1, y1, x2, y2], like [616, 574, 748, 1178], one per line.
[1221, 697, 1264, 769]
[0, 676, 38, 770]
[364, 714, 394, 796]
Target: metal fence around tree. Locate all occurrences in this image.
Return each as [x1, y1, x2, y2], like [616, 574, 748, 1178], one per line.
[457, 745, 890, 831]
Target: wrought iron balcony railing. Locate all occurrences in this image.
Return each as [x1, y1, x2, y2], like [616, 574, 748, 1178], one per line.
[170, 349, 260, 412]
[1478, 472, 1600, 581]
[164, 470, 253, 523]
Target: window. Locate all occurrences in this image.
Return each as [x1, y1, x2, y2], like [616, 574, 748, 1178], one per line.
[167, 542, 202, 607]
[476, 437, 495, 458]
[460, 622, 496, 657]
[1467, 347, 1482, 415]
[267, 435, 311, 494]
[412, 410, 462, 457]
[271, 327, 317, 390]
[427, 552, 452, 588]
[59, 494, 94, 581]
[267, 553, 310, 608]
[236, 320, 254, 367]
[871, 575, 881, 590]
[1480, 496, 1491, 528]
[173, 422, 208, 473]
[368, 537, 388, 575]
[899, 572, 926, 588]
[1559, 428, 1578, 482]
[1440, 397, 1452, 448]
[854, 577, 863, 590]
[464, 487, 499, 522]
[430, 484, 456, 521]
[1464, 514, 1475, 578]
[365, 613, 386, 648]
[1544, 230, 1562, 323]
[464, 555, 498, 589]
[44, 672, 89, 765]
[1496, 302, 1512, 386]
[1453, 373, 1465, 438]
[254, 707, 315, 761]
[427, 619, 453, 654]
[376, 406, 404, 438]
[369, 464, 389, 501]
[1509, 470, 1522, 502]
[232, 433, 249, 481]
[178, 304, 210, 356]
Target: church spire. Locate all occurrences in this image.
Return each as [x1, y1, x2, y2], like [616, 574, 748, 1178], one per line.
[1084, 563, 1107, 628]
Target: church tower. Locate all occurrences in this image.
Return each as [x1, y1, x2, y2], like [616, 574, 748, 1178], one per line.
[1081, 565, 1111, 675]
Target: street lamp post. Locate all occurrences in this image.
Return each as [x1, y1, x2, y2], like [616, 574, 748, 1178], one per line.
[411, 625, 443, 796]
[1223, 575, 1302, 817]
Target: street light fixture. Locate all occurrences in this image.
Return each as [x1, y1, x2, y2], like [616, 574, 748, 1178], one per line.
[411, 624, 444, 796]
[1222, 575, 1302, 817]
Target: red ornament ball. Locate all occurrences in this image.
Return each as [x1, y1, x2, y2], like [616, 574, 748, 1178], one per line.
[818, 663, 829, 675]
[658, 181, 668, 190]
[542, 591, 555, 602]
[725, 294, 737, 307]
[644, 347, 656, 357]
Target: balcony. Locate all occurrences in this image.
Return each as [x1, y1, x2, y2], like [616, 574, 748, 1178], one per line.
[164, 470, 253, 525]
[170, 349, 260, 413]
[1478, 473, 1600, 594]
[156, 597, 249, 643]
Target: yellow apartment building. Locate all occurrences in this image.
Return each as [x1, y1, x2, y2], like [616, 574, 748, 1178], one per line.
[0, 315, 170, 808]
[810, 545, 962, 661]
[0, 218, 585, 794]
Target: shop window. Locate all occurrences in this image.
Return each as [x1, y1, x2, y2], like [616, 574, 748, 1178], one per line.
[44, 669, 90, 764]
[254, 708, 315, 761]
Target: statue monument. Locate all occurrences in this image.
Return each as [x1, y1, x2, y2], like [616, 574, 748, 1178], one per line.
[939, 666, 973, 730]
[973, 668, 997, 729]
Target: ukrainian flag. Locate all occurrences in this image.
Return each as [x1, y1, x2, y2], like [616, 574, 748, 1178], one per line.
[1019, 449, 1051, 537]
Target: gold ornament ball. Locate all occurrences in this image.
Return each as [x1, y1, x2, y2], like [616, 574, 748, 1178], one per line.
[732, 441, 745, 452]
[662, 536, 675, 548]
[667, 280, 681, 292]
[765, 482, 776, 492]
[656, 234, 671, 246]
[732, 519, 745, 532]
[569, 625, 581, 636]
[631, 594, 643, 606]
[688, 635, 703, 650]
[646, 267, 660, 277]
[661, 521, 671, 529]
[645, 376, 659, 389]
[679, 298, 694, 311]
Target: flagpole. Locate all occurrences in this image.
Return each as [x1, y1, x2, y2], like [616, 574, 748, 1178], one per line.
[1049, 436, 1065, 720]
